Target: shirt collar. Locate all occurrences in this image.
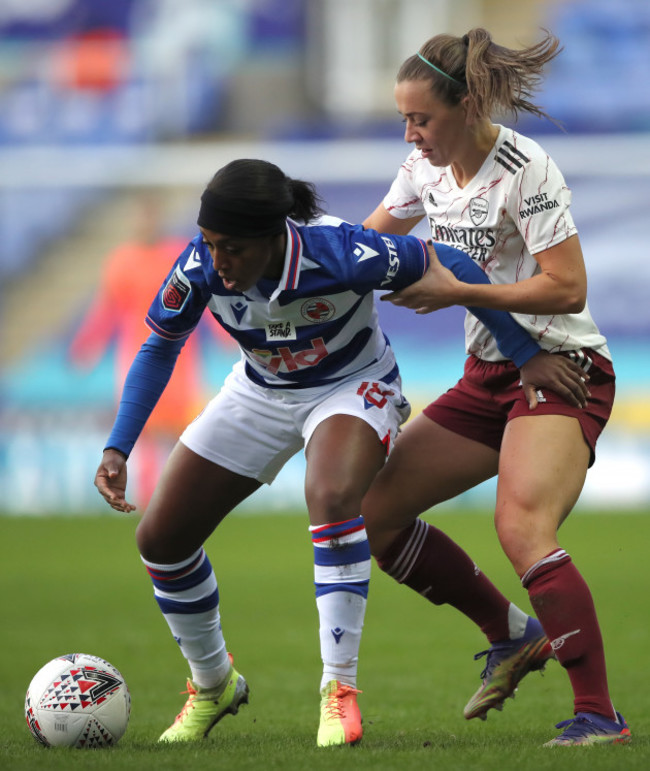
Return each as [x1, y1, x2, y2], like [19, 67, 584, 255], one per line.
[270, 220, 303, 299]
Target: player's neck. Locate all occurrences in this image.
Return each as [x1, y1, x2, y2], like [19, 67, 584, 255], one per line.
[450, 122, 499, 188]
[263, 232, 287, 280]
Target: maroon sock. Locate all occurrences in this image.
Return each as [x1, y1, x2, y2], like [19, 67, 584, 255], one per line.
[376, 519, 512, 641]
[522, 549, 615, 719]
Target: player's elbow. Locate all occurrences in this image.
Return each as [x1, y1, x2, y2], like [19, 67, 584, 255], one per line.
[553, 293, 585, 315]
[547, 273, 586, 314]
[562, 285, 587, 314]
[567, 297, 586, 314]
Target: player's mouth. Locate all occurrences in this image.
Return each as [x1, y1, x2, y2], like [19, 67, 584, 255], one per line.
[219, 274, 238, 291]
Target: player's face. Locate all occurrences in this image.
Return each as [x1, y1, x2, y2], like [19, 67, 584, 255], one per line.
[200, 228, 285, 292]
[395, 79, 467, 167]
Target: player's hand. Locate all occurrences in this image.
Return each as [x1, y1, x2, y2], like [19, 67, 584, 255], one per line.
[381, 242, 462, 313]
[519, 351, 591, 410]
[94, 449, 137, 513]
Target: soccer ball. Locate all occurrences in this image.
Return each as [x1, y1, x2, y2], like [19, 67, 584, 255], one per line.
[25, 653, 131, 748]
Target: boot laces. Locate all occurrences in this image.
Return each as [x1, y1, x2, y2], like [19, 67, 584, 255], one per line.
[324, 685, 361, 719]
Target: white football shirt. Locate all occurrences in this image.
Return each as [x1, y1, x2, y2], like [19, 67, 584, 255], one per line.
[383, 124, 610, 361]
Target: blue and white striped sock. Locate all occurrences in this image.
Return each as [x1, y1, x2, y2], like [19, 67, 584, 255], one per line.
[310, 517, 371, 691]
[142, 547, 230, 688]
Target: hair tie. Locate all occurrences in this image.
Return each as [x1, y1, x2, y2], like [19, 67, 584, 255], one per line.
[416, 52, 462, 84]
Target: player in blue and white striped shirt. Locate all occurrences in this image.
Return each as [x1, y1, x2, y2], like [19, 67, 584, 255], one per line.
[93, 159, 587, 748]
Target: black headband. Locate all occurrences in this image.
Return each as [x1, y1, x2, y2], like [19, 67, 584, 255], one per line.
[197, 188, 287, 237]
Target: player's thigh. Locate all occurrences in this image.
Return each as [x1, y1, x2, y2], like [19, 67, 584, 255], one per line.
[303, 373, 411, 524]
[305, 414, 387, 524]
[496, 414, 590, 537]
[136, 442, 261, 563]
[362, 413, 499, 537]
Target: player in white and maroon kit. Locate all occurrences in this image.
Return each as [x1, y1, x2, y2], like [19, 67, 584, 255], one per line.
[381, 127, 609, 359]
[361, 28, 630, 747]
[94, 159, 585, 748]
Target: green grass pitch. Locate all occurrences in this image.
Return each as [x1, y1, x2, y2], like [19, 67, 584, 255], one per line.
[2, 509, 648, 769]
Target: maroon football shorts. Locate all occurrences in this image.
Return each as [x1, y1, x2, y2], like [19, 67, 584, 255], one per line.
[423, 349, 615, 466]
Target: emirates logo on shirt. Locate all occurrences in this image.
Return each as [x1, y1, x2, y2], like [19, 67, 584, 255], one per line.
[469, 197, 489, 226]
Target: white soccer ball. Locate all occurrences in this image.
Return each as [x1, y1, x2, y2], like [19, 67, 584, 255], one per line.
[24, 653, 131, 748]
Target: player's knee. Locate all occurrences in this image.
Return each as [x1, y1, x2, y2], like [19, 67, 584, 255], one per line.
[135, 519, 159, 562]
[135, 516, 186, 564]
[494, 510, 531, 561]
[495, 507, 560, 576]
[306, 480, 364, 523]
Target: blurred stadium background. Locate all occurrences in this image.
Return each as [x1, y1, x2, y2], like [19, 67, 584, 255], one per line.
[1, 0, 648, 515]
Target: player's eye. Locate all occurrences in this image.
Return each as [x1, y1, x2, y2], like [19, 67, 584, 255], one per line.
[402, 117, 427, 128]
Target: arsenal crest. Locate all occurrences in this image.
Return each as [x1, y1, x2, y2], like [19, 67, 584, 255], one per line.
[469, 197, 488, 226]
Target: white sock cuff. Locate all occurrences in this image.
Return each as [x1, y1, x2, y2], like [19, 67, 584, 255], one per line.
[140, 547, 204, 572]
[520, 549, 569, 587]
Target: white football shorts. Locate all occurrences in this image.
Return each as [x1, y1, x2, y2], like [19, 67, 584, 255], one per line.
[180, 360, 411, 484]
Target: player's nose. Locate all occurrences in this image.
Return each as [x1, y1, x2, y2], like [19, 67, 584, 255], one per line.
[404, 122, 419, 143]
[212, 250, 230, 272]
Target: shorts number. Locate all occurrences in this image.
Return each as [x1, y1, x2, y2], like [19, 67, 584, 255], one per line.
[357, 381, 394, 409]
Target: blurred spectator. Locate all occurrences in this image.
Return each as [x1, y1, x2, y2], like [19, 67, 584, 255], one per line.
[69, 192, 234, 507]
[128, 0, 248, 135]
[51, 27, 131, 92]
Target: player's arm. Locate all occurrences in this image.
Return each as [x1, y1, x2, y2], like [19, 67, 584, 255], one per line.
[363, 202, 423, 236]
[418, 242, 542, 368]
[346, 224, 539, 366]
[384, 235, 586, 315]
[383, 241, 589, 407]
[95, 332, 186, 512]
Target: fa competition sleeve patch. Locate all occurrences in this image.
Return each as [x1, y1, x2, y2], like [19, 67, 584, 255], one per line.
[146, 261, 207, 341]
[162, 265, 191, 312]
